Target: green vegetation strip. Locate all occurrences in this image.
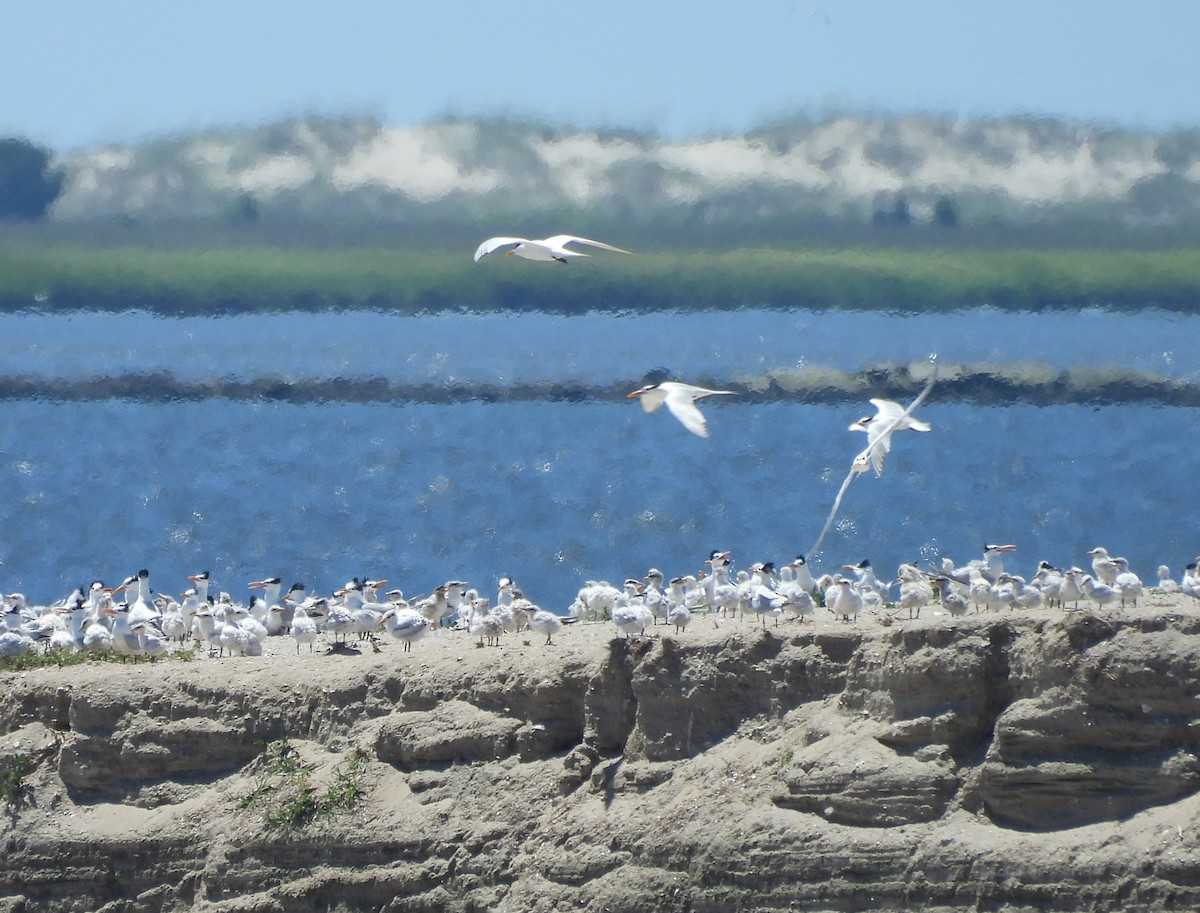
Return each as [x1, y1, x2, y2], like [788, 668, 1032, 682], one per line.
[2, 244, 1199, 314]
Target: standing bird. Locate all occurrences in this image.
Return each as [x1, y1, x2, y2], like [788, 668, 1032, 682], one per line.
[1111, 557, 1143, 607]
[1079, 573, 1118, 611]
[787, 555, 817, 595]
[1086, 547, 1119, 586]
[612, 582, 655, 639]
[1032, 561, 1065, 609]
[521, 604, 564, 645]
[1181, 563, 1200, 601]
[665, 578, 694, 634]
[849, 398, 932, 476]
[380, 607, 430, 652]
[931, 576, 969, 616]
[1155, 565, 1179, 593]
[289, 600, 321, 654]
[627, 381, 735, 438]
[896, 564, 934, 619]
[112, 569, 161, 628]
[1060, 569, 1085, 610]
[473, 234, 632, 263]
[468, 597, 503, 647]
[827, 576, 864, 622]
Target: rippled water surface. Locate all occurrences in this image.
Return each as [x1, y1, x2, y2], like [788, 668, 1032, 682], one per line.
[0, 306, 1194, 383]
[0, 307, 1196, 610]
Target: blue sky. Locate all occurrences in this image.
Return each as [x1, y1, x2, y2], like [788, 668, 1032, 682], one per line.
[4, 0, 1199, 151]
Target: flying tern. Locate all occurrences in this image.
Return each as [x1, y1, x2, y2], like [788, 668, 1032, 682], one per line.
[849, 398, 932, 475]
[627, 381, 735, 438]
[473, 234, 632, 263]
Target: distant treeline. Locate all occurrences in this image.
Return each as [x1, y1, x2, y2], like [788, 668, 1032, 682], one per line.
[2, 363, 1197, 407]
[2, 242, 1200, 315]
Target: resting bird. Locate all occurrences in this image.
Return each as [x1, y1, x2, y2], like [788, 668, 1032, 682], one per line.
[473, 234, 631, 263]
[849, 398, 932, 476]
[627, 381, 735, 438]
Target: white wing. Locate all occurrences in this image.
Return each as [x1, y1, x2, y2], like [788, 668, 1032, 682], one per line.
[865, 424, 893, 475]
[638, 392, 665, 414]
[869, 398, 906, 423]
[663, 394, 710, 438]
[870, 397, 931, 432]
[542, 235, 632, 255]
[473, 237, 529, 262]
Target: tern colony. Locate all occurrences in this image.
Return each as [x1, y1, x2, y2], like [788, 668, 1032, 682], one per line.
[2, 543, 1193, 661]
[2, 234, 1186, 659]
[0, 569, 575, 660]
[568, 541, 1197, 635]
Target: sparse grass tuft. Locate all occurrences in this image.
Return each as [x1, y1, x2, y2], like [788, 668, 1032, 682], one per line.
[239, 739, 368, 831]
[0, 645, 199, 672]
[1, 753, 34, 808]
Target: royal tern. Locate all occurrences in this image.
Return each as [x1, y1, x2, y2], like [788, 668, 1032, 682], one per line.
[666, 603, 692, 633]
[1182, 563, 1200, 601]
[1111, 557, 1143, 607]
[788, 554, 817, 595]
[468, 597, 503, 647]
[248, 577, 283, 627]
[931, 577, 969, 616]
[1155, 565, 1179, 593]
[991, 574, 1018, 611]
[775, 566, 816, 622]
[1086, 547, 1119, 586]
[1079, 573, 1118, 610]
[215, 604, 249, 657]
[521, 603, 564, 645]
[129, 622, 168, 660]
[703, 551, 740, 618]
[849, 398, 932, 476]
[1032, 561, 1065, 609]
[289, 601, 320, 653]
[827, 576, 864, 622]
[159, 603, 188, 642]
[896, 564, 933, 619]
[1060, 568, 1085, 610]
[0, 630, 35, 657]
[665, 578, 694, 633]
[843, 559, 890, 600]
[473, 234, 631, 263]
[106, 605, 146, 659]
[112, 569, 161, 628]
[967, 567, 999, 613]
[1010, 574, 1043, 610]
[381, 607, 430, 652]
[627, 381, 735, 438]
[642, 569, 669, 624]
[570, 580, 622, 622]
[612, 597, 654, 639]
[191, 608, 219, 654]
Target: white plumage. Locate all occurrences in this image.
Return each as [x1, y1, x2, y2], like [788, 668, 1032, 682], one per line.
[627, 381, 735, 438]
[849, 398, 932, 475]
[473, 234, 631, 263]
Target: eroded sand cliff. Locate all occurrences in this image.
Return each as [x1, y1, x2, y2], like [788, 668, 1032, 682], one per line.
[4, 595, 1200, 912]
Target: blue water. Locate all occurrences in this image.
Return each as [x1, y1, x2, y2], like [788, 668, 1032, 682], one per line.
[0, 307, 1196, 611]
[0, 306, 1194, 384]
